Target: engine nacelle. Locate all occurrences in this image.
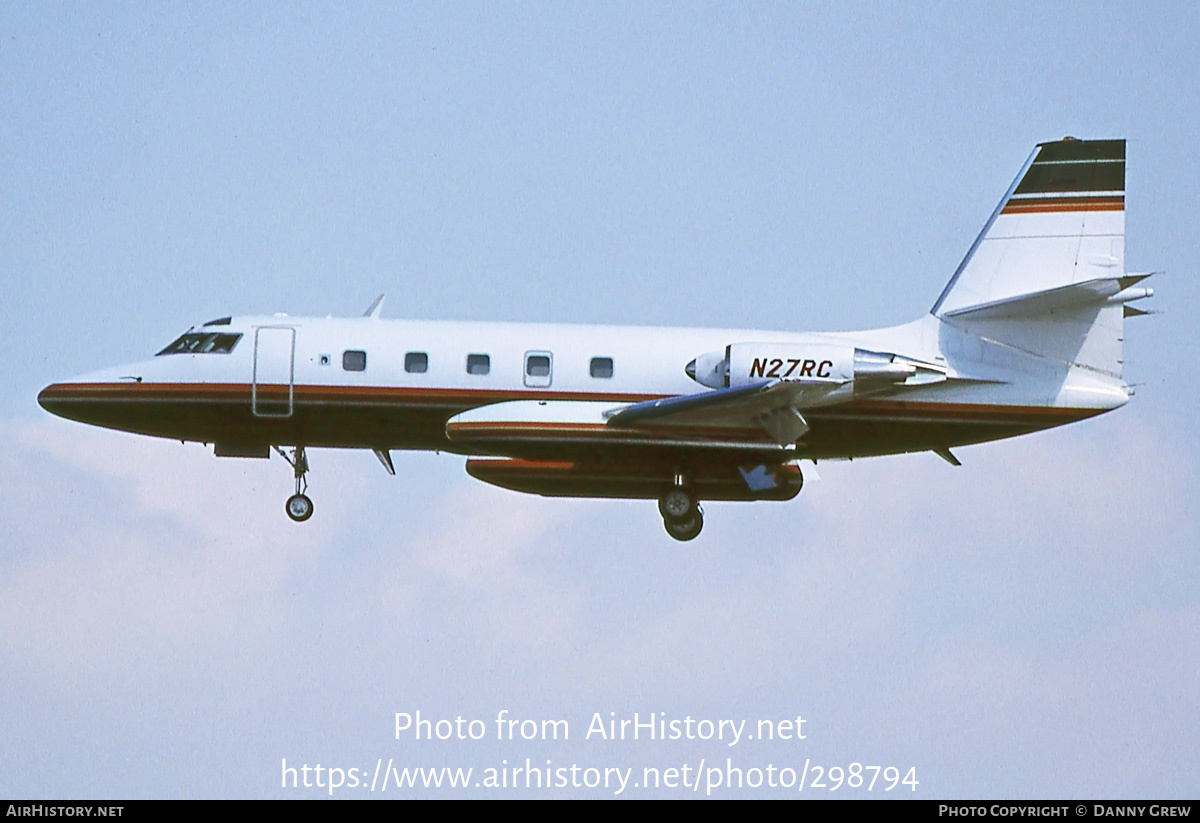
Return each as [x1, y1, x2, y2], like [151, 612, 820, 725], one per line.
[687, 342, 940, 394]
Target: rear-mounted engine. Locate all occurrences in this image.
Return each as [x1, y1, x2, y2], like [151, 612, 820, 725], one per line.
[686, 342, 946, 394]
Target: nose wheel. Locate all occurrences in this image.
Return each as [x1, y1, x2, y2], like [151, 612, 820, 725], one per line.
[275, 446, 314, 522]
[286, 492, 313, 522]
[659, 481, 703, 541]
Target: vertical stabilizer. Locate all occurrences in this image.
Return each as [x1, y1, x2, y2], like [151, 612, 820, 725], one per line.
[933, 138, 1138, 377]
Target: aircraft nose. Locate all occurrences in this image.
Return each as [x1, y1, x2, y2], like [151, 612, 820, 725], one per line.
[38, 383, 70, 417]
[37, 378, 131, 427]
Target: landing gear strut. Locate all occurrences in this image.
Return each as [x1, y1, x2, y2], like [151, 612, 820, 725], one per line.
[275, 446, 313, 522]
[659, 479, 703, 541]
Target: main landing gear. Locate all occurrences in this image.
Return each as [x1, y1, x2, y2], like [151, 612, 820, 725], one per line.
[274, 446, 313, 522]
[659, 482, 703, 542]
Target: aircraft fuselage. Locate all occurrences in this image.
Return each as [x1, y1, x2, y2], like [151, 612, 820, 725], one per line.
[38, 313, 1115, 462]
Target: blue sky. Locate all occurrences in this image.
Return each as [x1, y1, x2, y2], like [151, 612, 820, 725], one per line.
[2, 3, 1197, 798]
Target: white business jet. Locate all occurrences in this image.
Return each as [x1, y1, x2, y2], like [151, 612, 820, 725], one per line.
[39, 138, 1152, 540]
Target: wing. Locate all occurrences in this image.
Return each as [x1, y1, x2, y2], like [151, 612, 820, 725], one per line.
[445, 382, 838, 501]
[446, 376, 854, 454]
[604, 378, 845, 445]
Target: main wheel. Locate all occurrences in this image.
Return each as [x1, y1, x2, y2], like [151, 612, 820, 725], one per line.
[658, 488, 696, 520]
[286, 493, 314, 522]
[663, 511, 703, 542]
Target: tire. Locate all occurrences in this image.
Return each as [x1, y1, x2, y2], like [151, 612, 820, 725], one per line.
[286, 493, 314, 522]
[658, 488, 696, 520]
[663, 512, 703, 542]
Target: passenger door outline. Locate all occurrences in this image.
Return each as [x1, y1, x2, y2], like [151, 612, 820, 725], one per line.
[252, 326, 295, 417]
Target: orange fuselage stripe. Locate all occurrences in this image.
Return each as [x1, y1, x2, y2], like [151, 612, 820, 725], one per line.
[41, 382, 1100, 421]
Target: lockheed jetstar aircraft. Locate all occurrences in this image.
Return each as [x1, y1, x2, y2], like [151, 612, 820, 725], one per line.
[39, 138, 1152, 540]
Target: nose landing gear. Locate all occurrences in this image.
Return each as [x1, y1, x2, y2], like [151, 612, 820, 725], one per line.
[275, 446, 313, 522]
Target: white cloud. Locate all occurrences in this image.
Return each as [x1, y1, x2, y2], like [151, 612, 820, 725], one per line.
[408, 482, 580, 585]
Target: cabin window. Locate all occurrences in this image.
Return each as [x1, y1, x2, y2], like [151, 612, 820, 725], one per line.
[342, 350, 366, 371]
[590, 357, 614, 379]
[524, 351, 553, 388]
[157, 332, 242, 355]
[466, 354, 490, 375]
[527, 355, 550, 377]
[405, 352, 428, 373]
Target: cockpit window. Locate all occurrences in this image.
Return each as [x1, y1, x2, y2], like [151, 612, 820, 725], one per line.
[156, 332, 242, 355]
[203, 317, 232, 326]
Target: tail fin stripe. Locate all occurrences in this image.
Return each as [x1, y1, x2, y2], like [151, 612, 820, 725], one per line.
[1002, 196, 1123, 214]
[1032, 138, 1125, 162]
[1013, 159, 1124, 195]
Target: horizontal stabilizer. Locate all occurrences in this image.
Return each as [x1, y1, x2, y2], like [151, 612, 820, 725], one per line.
[943, 275, 1153, 321]
[938, 247, 1153, 375]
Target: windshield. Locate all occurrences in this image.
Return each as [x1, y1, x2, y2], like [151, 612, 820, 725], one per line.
[156, 332, 242, 356]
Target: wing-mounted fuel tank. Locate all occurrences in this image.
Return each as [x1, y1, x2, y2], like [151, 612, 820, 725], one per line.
[466, 458, 804, 502]
[686, 342, 947, 398]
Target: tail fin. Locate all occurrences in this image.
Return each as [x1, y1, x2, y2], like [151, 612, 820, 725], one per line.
[933, 138, 1150, 378]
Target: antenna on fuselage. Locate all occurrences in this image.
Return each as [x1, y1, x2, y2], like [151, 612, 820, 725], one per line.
[363, 294, 386, 319]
